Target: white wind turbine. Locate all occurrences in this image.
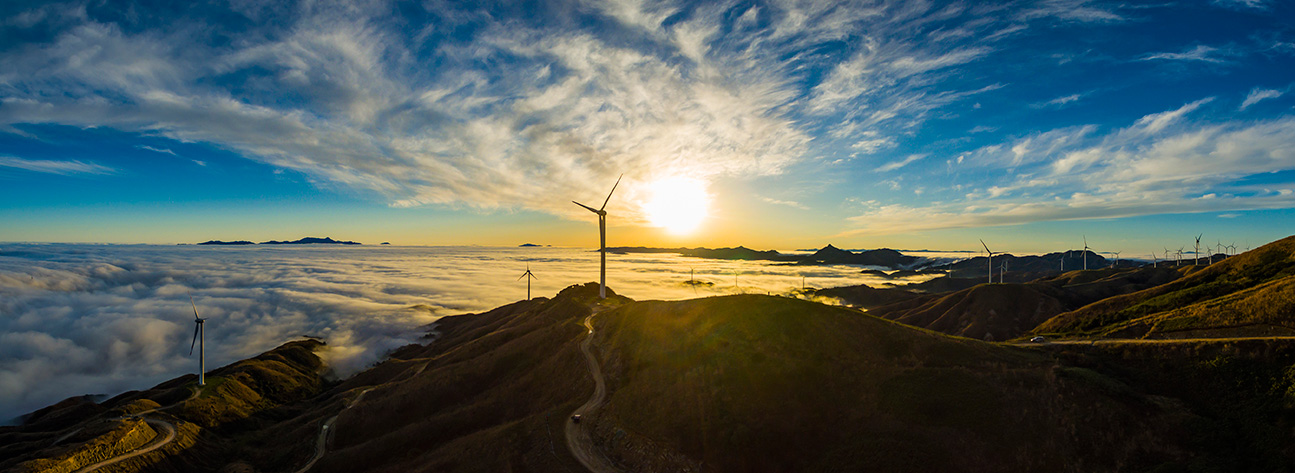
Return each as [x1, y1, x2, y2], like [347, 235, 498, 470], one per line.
[518, 264, 537, 300]
[1151, 252, 1158, 268]
[1194, 234, 1203, 266]
[1177, 247, 1185, 266]
[980, 239, 995, 284]
[1083, 236, 1091, 270]
[187, 293, 206, 387]
[999, 259, 1008, 283]
[1111, 251, 1121, 268]
[572, 174, 622, 299]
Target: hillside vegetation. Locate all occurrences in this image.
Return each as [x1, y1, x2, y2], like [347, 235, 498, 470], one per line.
[589, 295, 1197, 472]
[1037, 235, 1295, 338]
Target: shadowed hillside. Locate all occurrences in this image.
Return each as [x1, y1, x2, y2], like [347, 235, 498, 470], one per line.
[1036, 235, 1295, 338]
[821, 266, 1184, 340]
[587, 295, 1197, 472]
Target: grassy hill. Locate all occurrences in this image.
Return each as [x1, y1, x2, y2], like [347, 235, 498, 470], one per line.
[846, 266, 1186, 341]
[1036, 235, 1295, 338]
[588, 294, 1205, 472]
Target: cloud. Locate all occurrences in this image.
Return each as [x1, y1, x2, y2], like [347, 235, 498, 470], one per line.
[0, 156, 114, 176]
[875, 154, 927, 172]
[1212, 0, 1269, 10]
[0, 244, 926, 422]
[761, 197, 809, 210]
[136, 145, 177, 156]
[1240, 87, 1283, 110]
[1032, 92, 1086, 109]
[842, 100, 1295, 235]
[1140, 44, 1233, 63]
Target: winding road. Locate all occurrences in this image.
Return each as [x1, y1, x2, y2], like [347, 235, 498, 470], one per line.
[565, 313, 620, 473]
[295, 359, 431, 473]
[65, 385, 202, 472]
[70, 418, 177, 473]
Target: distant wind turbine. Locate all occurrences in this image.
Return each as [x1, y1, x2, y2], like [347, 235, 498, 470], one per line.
[1111, 251, 1121, 268]
[518, 264, 537, 300]
[999, 259, 1008, 283]
[1151, 252, 1158, 268]
[1177, 247, 1185, 266]
[188, 293, 206, 387]
[1083, 236, 1091, 270]
[1194, 234, 1203, 266]
[980, 239, 994, 284]
[573, 174, 622, 299]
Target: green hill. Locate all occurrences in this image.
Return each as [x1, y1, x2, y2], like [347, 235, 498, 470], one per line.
[1036, 235, 1295, 338]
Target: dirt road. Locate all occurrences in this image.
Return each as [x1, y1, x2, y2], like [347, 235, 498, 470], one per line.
[71, 418, 176, 473]
[565, 313, 620, 473]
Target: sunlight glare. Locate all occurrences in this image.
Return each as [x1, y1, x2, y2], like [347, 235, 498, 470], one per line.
[643, 177, 711, 234]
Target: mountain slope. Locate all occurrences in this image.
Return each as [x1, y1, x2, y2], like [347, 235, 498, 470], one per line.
[588, 295, 1194, 472]
[1036, 235, 1295, 338]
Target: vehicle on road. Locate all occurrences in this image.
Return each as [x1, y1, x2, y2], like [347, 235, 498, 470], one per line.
[571, 414, 581, 423]
[1030, 336, 1046, 343]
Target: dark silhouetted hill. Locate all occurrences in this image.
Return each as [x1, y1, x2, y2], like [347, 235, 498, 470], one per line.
[261, 236, 360, 245]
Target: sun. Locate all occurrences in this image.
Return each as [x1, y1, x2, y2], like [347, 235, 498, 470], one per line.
[642, 177, 711, 234]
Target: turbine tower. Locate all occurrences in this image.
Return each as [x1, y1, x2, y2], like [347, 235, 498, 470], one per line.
[1194, 234, 1202, 266]
[188, 293, 206, 387]
[999, 259, 1008, 283]
[1083, 236, 1090, 270]
[980, 239, 994, 284]
[518, 264, 537, 300]
[1112, 251, 1121, 268]
[573, 174, 622, 299]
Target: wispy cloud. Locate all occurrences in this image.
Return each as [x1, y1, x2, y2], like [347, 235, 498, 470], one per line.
[843, 99, 1295, 235]
[1140, 44, 1233, 63]
[1212, 0, 1270, 10]
[0, 156, 114, 176]
[761, 197, 809, 210]
[136, 145, 177, 156]
[1032, 92, 1087, 109]
[1240, 87, 1283, 110]
[876, 154, 927, 172]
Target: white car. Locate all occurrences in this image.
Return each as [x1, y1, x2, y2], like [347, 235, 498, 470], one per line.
[1029, 336, 1046, 343]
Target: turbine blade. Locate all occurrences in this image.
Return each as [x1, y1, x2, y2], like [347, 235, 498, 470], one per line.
[599, 174, 623, 211]
[979, 239, 991, 254]
[518, 273, 526, 281]
[189, 292, 200, 321]
[572, 201, 599, 213]
[190, 323, 200, 356]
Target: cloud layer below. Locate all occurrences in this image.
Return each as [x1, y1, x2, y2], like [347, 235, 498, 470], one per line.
[0, 243, 929, 422]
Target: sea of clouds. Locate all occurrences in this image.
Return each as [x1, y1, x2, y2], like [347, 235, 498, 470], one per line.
[0, 244, 940, 422]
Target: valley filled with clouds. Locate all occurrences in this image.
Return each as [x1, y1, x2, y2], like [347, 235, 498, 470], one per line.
[0, 244, 913, 422]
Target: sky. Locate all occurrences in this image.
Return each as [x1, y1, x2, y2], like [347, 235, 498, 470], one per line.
[1, 0, 1294, 255]
[0, 244, 923, 422]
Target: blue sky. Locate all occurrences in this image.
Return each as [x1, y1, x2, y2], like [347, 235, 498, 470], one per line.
[1, 0, 1293, 255]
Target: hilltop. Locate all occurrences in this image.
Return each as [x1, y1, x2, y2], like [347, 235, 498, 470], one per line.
[1036, 234, 1295, 339]
[606, 244, 919, 268]
[847, 266, 1187, 341]
[198, 237, 361, 245]
[10, 275, 1295, 472]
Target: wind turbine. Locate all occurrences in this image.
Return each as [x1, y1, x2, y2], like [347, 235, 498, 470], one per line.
[1083, 236, 1091, 270]
[1151, 252, 1158, 268]
[1060, 250, 1065, 272]
[1111, 251, 1121, 268]
[999, 259, 1008, 283]
[572, 174, 622, 299]
[1177, 247, 1185, 266]
[518, 264, 537, 300]
[1194, 234, 1202, 266]
[188, 293, 206, 387]
[980, 239, 994, 284]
